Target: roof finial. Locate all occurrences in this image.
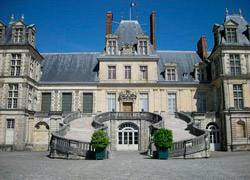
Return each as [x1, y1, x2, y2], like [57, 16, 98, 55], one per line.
[225, 8, 228, 16]
[121, 8, 123, 20]
[11, 14, 14, 21]
[136, 11, 138, 20]
[239, 8, 242, 16]
[21, 14, 24, 21]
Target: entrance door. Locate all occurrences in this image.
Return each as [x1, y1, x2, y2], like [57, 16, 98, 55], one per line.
[207, 124, 221, 151]
[117, 123, 138, 150]
[6, 119, 15, 144]
[123, 102, 133, 112]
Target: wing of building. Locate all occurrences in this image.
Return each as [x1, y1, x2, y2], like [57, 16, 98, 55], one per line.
[0, 10, 249, 153]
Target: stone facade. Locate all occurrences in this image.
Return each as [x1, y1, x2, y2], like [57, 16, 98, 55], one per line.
[0, 10, 250, 152]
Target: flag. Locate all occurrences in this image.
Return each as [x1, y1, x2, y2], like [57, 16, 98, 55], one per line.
[130, 3, 136, 7]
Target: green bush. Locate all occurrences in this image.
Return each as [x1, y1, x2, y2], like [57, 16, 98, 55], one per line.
[153, 128, 173, 150]
[91, 130, 109, 150]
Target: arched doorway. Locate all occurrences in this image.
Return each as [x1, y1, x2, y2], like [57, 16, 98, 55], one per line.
[117, 122, 138, 150]
[206, 124, 221, 151]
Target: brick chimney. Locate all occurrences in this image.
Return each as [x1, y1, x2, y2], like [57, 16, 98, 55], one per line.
[106, 11, 113, 35]
[197, 36, 208, 62]
[150, 12, 156, 50]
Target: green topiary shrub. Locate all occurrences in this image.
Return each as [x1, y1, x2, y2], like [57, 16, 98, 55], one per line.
[153, 128, 173, 150]
[91, 130, 109, 151]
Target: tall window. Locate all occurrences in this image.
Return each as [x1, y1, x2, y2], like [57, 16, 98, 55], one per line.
[107, 93, 116, 112]
[230, 54, 241, 76]
[139, 93, 148, 111]
[83, 93, 93, 113]
[8, 84, 18, 109]
[41, 93, 51, 112]
[10, 54, 21, 76]
[167, 68, 176, 81]
[233, 85, 243, 109]
[14, 28, 23, 42]
[197, 68, 205, 81]
[226, 28, 237, 43]
[139, 41, 148, 55]
[197, 93, 206, 112]
[108, 66, 116, 79]
[0, 29, 3, 41]
[108, 40, 116, 55]
[62, 93, 72, 112]
[125, 66, 131, 79]
[140, 66, 148, 80]
[168, 93, 176, 114]
[29, 58, 35, 78]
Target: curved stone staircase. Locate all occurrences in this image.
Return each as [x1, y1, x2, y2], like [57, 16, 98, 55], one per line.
[49, 111, 210, 159]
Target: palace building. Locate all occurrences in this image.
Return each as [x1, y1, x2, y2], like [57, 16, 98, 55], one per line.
[0, 9, 249, 155]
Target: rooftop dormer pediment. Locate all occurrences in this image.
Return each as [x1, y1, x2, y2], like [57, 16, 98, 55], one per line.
[223, 19, 238, 27]
[28, 24, 36, 32]
[13, 20, 27, 27]
[121, 44, 134, 55]
[105, 33, 119, 39]
[0, 21, 5, 27]
[136, 33, 149, 39]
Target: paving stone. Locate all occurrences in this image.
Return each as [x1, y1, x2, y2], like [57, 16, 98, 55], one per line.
[0, 151, 250, 180]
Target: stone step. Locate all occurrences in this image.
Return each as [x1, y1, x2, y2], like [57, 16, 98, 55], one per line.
[164, 117, 196, 142]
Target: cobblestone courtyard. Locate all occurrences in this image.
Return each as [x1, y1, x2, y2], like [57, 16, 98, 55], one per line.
[0, 151, 250, 180]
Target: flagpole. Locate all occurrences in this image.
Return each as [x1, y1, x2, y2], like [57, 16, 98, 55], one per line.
[130, 3, 131, 21]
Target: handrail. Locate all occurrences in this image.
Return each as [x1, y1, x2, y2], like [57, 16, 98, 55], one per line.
[49, 111, 93, 158]
[92, 111, 164, 132]
[150, 112, 210, 158]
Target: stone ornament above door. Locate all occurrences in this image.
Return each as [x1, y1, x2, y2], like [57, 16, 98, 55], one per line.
[118, 90, 137, 101]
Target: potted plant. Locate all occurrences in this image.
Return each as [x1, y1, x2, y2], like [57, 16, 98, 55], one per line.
[153, 128, 173, 159]
[91, 130, 109, 160]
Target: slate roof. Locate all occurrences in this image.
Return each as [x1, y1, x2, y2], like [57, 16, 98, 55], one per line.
[217, 15, 250, 47]
[40, 53, 100, 83]
[40, 51, 203, 84]
[157, 51, 203, 83]
[113, 20, 155, 55]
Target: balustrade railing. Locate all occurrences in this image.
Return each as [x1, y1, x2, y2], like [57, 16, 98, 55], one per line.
[150, 111, 210, 158]
[49, 111, 93, 158]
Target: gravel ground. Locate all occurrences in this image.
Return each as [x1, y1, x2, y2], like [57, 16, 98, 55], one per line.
[0, 151, 250, 180]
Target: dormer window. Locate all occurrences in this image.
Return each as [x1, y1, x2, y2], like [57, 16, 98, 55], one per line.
[139, 41, 148, 55]
[194, 62, 207, 82]
[0, 22, 6, 43]
[226, 28, 237, 43]
[14, 28, 24, 43]
[105, 34, 118, 55]
[164, 63, 178, 81]
[136, 33, 149, 55]
[30, 31, 35, 45]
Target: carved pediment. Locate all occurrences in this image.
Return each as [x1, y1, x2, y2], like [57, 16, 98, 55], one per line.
[105, 33, 119, 39]
[13, 20, 26, 27]
[224, 19, 238, 26]
[164, 62, 177, 67]
[121, 44, 134, 55]
[136, 33, 149, 39]
[118, 90, 137, 101]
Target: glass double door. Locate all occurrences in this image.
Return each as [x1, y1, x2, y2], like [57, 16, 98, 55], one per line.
[117, 129, 138, 150]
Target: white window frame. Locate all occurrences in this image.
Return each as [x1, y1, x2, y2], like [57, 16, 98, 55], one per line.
[10, 54, 21, 76]
[230, 54, 241, 76]
[107, 93, 116, 112]
[139, 93, 148, 112]
[125, 66, 131, 80]
[108, 66, 116, 79]
[168, 93, 176, 114]
[140, 66, 148, 80]
[8, 84, 18, 109]
[14, 28, 23, 43]
[233, 84, 243, 109]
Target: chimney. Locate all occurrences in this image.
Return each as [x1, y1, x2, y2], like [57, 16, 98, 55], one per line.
[150, 12, 156, 50]
[106, 11, 113, 35]
[197, 36, 208, 62]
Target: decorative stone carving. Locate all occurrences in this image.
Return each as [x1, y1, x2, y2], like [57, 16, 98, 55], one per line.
[118, 90, 137, 101]
[121, 44, 134, 55]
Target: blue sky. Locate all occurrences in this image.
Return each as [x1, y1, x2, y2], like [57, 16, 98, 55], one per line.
[0, 0, 250, 53]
